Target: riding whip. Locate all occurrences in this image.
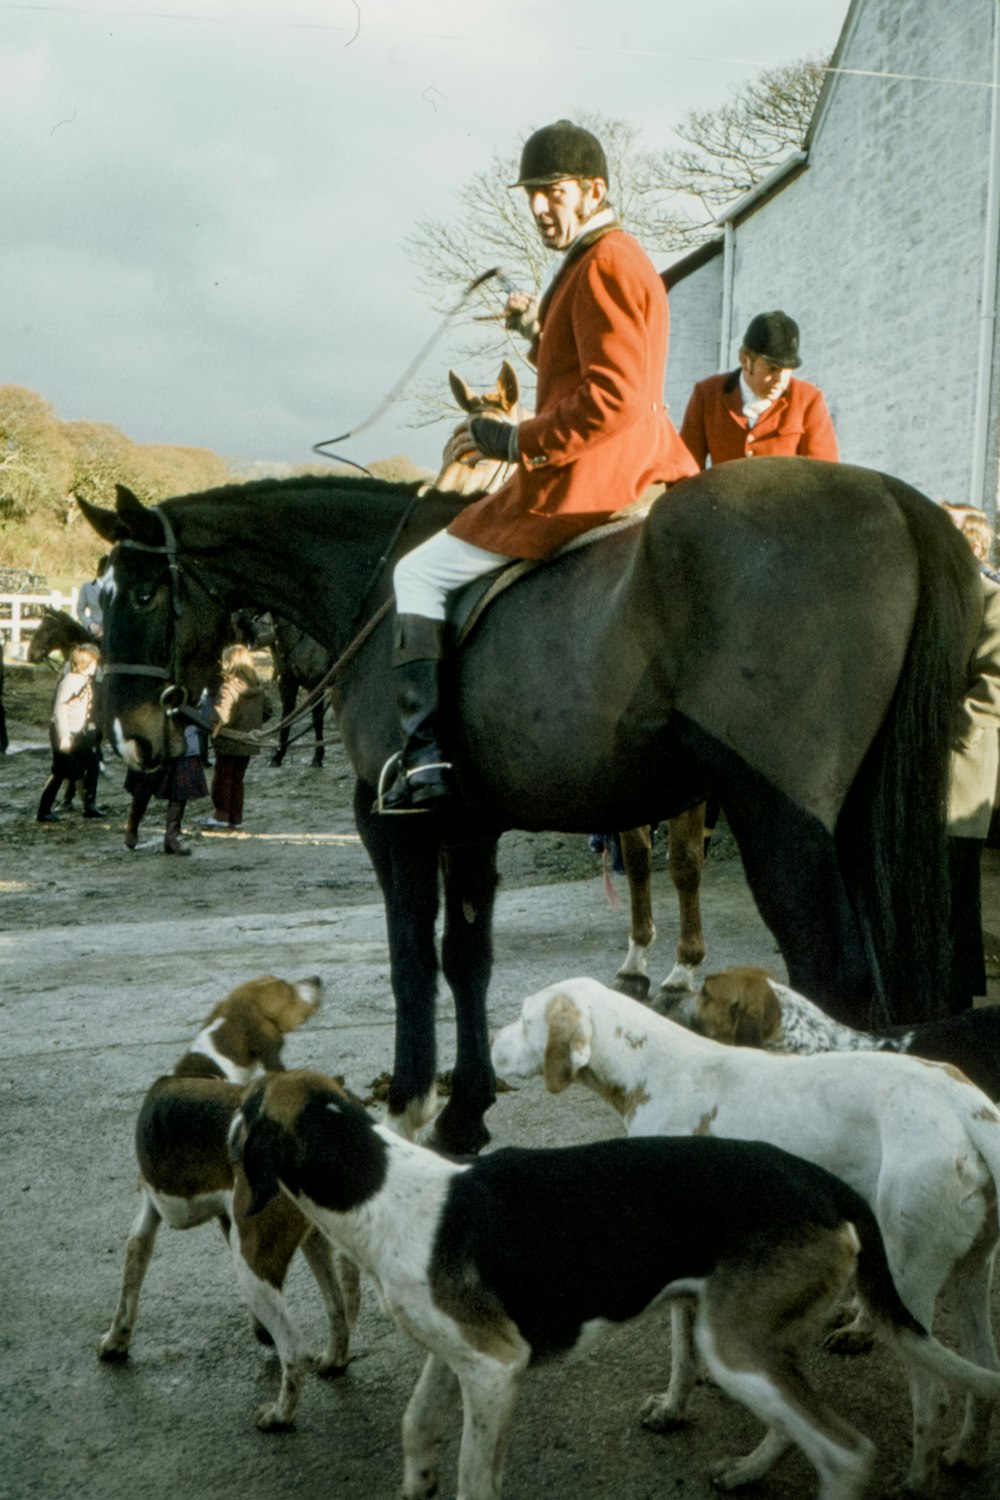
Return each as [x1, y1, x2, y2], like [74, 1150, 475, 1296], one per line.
[312, 266, 517, 463]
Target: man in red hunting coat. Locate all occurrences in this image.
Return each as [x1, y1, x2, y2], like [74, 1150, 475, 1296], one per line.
[382, 119, 697, 813]
[679, 310, 839, 469]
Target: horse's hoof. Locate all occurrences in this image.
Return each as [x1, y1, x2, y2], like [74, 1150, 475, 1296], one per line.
[658, 964, 699, 995]
[613, 972, 651, 1002]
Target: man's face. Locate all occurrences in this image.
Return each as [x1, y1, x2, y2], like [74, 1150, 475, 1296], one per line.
[525, 177, 605, 251]
[739, 350, 793, 402]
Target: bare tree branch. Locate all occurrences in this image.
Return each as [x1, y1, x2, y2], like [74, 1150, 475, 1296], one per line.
[402, 66, 825, 432]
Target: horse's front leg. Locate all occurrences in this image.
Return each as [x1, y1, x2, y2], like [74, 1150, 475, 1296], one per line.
[614, 826, 655, 1000]
[436, 832, 500, 1156]
[659, 803, 706, 998]
[270, 674, 298, 767]
[310, 699, 325, 768]
[354, 780, 443, 1140]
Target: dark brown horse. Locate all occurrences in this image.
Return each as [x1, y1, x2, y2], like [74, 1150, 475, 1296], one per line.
[233, 610, 332, 768]
[27, 606, 93, 664]
[81, 459, 978, 1155]
[436, 362, 709, 1000]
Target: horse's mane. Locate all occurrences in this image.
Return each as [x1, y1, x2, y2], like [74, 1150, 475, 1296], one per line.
[164, 474, 427, 508]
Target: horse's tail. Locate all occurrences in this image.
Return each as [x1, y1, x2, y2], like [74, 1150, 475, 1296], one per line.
[837, 481, 979, 1027]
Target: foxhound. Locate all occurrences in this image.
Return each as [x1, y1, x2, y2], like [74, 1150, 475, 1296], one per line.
[98, 974, 359, 1429]
[492, 976, 1000, 1493]
[233, 1067, 1000, 1500]
[666, 965, 1000, 1101]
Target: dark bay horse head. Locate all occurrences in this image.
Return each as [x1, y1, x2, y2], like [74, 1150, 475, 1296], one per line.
[78, 476, 455, 774]
[77, 485, 237, 768]
[27, 607, 92, 664]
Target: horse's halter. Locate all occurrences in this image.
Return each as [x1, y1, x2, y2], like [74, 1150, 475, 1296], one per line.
[103, 491, 426, 721]
[103, 506, 222, 714]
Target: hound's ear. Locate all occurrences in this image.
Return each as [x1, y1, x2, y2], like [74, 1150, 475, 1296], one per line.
[449, 370, 477, 412]
[734, 975, 782, 1046]
[237, 1115, 295, 1217]
[497, 360, 520, 411]
[730, 971, 781, 1047]
[115, 485, 166, 547]
[543, 993, 592, 1093]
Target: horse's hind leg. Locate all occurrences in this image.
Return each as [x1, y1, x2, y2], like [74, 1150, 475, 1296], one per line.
[436, 832, 500, 1155]
[615, 826, 655, 1000]
[354, 779, 444, 1141]
[658, 803, 706, 998]
[721, 790, 871, 1023]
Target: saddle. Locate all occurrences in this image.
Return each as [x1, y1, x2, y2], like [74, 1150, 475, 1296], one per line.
[447, 489, 662, 648]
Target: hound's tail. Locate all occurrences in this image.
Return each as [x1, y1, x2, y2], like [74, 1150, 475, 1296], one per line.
[837, 479, 980, 1027]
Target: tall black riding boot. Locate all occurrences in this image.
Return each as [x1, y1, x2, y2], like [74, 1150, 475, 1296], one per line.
[37, 776, 62, 823]
[378, 615, 453, 814]
[163, 800, 191, 856]
[81, 747, 106, 818]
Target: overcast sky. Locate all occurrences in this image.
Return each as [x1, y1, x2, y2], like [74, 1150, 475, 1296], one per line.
[1, 1, 850, 474]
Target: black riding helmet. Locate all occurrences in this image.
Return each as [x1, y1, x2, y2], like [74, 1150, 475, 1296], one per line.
[510, 120, 609, 189]
[742, 311, 802, 369]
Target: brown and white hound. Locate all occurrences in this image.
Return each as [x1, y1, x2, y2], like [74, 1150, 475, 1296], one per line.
[98, 975, 359, 1430]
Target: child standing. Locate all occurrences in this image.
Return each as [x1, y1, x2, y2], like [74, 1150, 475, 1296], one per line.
[204, 645, 267, 829]
[36, 643, 104, 822]
[123, 692, 210, 854]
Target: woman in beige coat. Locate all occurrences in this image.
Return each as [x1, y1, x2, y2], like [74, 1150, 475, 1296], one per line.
[943, 503, 1000, 1007]
[204, 645, 267, 830]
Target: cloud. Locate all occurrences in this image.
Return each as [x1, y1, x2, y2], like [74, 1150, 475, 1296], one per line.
[0, 1, 849, 471]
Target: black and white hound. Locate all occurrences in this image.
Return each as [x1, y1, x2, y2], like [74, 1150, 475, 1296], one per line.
[232, 1067, 1000, 1500]
[492, 975, 1000, 1493]
[666, 965, 1000, 1101]
[98, 975, 359, 1429]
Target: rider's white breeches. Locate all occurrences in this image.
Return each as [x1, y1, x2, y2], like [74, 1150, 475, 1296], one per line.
[393, 529, 516, 620]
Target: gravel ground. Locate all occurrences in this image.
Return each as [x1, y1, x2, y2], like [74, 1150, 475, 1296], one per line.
[2, 659, 999, 1500]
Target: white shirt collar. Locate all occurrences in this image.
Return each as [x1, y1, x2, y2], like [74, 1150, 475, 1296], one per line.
[739, 372, 776, 428]
[541, 207, 618, 295]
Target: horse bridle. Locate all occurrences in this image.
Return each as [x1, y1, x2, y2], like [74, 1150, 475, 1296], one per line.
[102, 491, 424, 721]
[101, 506, 219, 713]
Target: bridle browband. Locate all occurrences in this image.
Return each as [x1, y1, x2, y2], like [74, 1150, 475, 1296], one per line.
[101, 506, 213, 702]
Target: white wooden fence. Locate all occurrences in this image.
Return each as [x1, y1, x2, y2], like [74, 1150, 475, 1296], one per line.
[0, 590, 79, 659]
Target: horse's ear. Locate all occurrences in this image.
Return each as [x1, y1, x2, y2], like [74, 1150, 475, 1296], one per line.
[498, 360, 520, 411]
[115, 485, 165, 547]
[76, 493, 124, 543]
[449, 370, 477, 413]
[76, 487, 164, 546]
